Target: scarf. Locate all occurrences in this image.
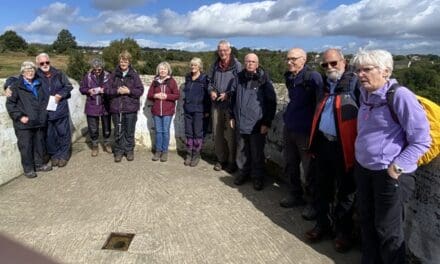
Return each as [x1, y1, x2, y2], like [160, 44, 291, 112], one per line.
[23, 79, 40, 98]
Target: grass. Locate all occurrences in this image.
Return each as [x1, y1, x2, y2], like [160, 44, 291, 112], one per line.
[0, 52, 69, 78]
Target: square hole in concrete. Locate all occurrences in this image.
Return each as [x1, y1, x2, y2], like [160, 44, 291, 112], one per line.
[102, 232, 135, 251]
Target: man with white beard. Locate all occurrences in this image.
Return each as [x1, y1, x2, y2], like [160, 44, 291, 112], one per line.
[305, 48, 361, 253]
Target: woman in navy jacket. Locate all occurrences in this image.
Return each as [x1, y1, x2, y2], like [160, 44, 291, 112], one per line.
[182, 58, 210, 167]
[6, 61, 51, 178]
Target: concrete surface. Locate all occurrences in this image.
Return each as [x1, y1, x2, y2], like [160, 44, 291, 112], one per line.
[0, 139, 360, 264]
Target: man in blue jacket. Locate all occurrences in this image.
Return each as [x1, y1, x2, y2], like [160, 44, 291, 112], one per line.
[36, 53, 73, 168]
[229, 53, 276, 191]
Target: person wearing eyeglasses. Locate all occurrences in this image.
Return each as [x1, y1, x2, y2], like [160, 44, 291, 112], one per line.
[6, 61, 52, 178]
[105, 51, 144, 162]
[36, 53, 73, 168]
[79, 58, 112, 157]
[352, 49, 430, 264]
[229, 53, 276, 191]
[305, 48, 361, 252]
[207, 40, 242, 173]
[279, 48, 323, 220]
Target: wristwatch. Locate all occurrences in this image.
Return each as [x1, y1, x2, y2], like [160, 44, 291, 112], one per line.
[393, 164, 404, 174]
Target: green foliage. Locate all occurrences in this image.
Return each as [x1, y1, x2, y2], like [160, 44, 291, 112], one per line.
[0, 30, 27, 51]
[142, 51, 163, 75]
[52, 29, 77, 54]
[66, 50, 88, 81]
[102, 38, 141, 71]
[26, 44, 39, 56]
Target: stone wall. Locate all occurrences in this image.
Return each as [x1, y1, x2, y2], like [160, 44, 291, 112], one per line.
[0, 76, 438, 262]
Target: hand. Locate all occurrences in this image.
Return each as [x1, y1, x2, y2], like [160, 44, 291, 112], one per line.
[204, 113, 210, 118]
[54, 94, 62, 103]
[5, 87, 12, 97]
[387, 165, 401, 180]
[230, 119, 235, 129]
[210, 91, 218, 101]
[217, 92, 228, 101]
[118, 86, 130, 95]
[20, 116, 29, 124]
[260, 125, 269, 134]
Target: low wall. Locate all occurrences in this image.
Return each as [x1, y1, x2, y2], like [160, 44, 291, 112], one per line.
[0, 76, 438, 262]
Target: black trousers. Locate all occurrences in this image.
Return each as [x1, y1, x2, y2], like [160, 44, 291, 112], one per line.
[111, 112, 137, 156]
[87, 115, 111, 146]
[46, 116, 71, 160]
[355, 162, 415, 264]
[236, 132, 266, 179]
[184, 112, 204, 139]
[315, 132, 356, 235]
[16, 128, 45, 173]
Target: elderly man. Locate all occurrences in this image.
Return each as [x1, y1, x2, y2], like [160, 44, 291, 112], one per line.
[208, 40, 242, 173]
[306, 48, 361, 253]
[279, 48, 323, 221]
[36, 53, 73, 168]
[229, 53, 276, 190]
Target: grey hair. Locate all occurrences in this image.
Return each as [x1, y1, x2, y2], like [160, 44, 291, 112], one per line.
[20, 61, 36, 73]
[323, 48, 345, 60]
[190, 57, 203, 72]
[351, 49, 394, 78]
[217, 39, 231, 49]
[156, 61, 172, 76]
[35, 53, 50, 63]
[90, 58, 105, 69]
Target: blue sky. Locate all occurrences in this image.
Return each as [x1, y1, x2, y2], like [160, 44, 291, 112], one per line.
[1, 0, 439, 54]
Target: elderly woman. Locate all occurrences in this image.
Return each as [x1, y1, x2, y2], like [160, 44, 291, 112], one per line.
[182, 57, 210, 167]
[105, 51, 144, 162]
[351, 49, 431, 264]
[147, 61, 180, 162]
[79, 58, 112, 157]
[6, 61, 51, 178]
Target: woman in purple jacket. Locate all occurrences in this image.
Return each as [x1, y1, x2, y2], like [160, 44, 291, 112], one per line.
[105, 51, 144, 162]
[147, 61, 180, 162]
[79, 58, 112, 156]
[352, 49, 431, 264]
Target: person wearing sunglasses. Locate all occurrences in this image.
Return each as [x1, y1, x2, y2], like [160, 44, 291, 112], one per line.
[279, 48, 323, 220]
[36, 53, 73, 168]
[79, 58, 112, 157]
[352, 49, 430, 264]
[306, 48, 361, 253]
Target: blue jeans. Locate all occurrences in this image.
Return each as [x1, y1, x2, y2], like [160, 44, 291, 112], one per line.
[153, 115, 172, 153]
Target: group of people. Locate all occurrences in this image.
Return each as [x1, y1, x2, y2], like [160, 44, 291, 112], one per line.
[4, 40, 431, 264]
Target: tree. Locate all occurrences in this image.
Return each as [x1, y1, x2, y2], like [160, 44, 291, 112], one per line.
[102, 38, 141, 70]
[0, 30, 28, 51]
[52, 29, 77, 54]
[66, 50, 88, 81]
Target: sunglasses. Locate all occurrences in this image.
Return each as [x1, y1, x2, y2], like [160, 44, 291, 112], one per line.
[320, 61, 338, 68]
[39, 61, 50, 66]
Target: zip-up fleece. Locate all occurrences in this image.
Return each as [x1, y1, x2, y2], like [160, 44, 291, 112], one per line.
[183, 73, 210, 114]
[147, 76, 180, 116]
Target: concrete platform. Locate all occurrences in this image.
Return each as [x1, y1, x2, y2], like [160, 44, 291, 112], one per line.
[0, 139, 360, 263]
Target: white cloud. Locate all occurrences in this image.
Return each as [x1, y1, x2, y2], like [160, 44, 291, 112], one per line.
[8, 2, 78, 35]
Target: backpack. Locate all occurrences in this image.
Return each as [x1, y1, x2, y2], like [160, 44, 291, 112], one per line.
[386, 83, 440, 166]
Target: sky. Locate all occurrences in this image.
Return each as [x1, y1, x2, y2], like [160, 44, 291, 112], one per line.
[1, 0, 439, 54]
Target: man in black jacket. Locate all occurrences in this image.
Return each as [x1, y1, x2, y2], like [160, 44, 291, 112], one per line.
[229, 53, 277, 191]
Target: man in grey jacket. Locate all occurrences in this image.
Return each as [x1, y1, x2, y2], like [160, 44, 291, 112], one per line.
[208, 40, 242, 173]
[229, 53, 277, 190]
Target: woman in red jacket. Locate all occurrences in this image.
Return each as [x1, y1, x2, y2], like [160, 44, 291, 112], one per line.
[147, 61, 180, 162]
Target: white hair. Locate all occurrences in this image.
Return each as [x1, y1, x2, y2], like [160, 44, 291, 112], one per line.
[20, 61, 36, 73]
[36, 52, 50, 63]
[351, 49, 394, 78]
[190, 57, 203, 72]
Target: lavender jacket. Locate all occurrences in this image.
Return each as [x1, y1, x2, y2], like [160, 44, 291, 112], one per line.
[355, 79, 431, 173]
[79, 70, 111, 116]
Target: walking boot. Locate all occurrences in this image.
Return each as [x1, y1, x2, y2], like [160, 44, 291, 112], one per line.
[160, 152, 168, 162]
[184, 151, 192, 166]
[126, 151, 134, 161]
[103, 143, 112, 154]
[190, 151, 200, 167]
[152, 152, 161, 161]
[91, 146, 99, 157]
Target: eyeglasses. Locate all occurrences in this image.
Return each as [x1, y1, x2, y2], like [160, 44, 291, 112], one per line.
[320, 61, 339, 68]
[39, 61, 50, 66]
[285, 56, 303, 62]
[355, 66, 378, 74]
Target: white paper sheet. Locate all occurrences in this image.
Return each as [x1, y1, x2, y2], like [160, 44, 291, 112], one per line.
[47, 96, 58, 111]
